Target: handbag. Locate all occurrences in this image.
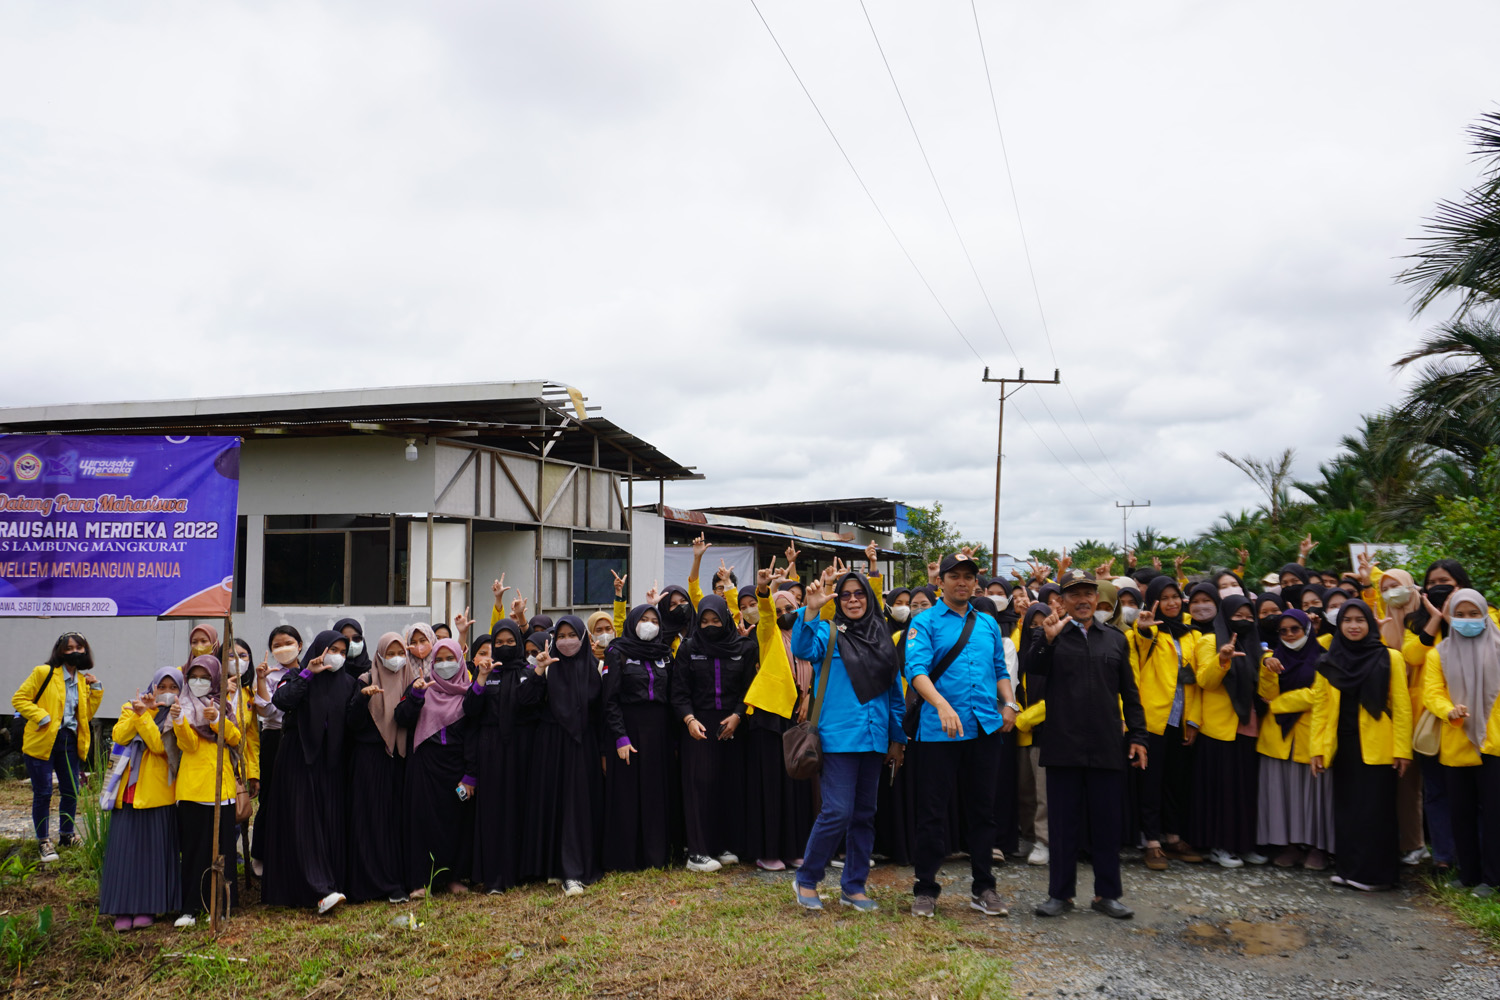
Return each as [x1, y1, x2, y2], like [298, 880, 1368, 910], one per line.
[902, 609, 977, 740]
[228, 746, 253, 824]
[1412, 707, 1441, 758]
[782, 626, 838, 780]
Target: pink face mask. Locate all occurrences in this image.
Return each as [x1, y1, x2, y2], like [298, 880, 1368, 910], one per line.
[1219, 585, 1244, 599]
[554, 636, 583, 657]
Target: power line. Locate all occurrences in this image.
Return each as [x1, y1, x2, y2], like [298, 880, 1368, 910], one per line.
[967, 0, 1141, 501]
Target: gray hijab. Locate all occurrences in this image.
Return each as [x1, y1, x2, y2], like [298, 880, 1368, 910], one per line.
[1438, 589, 1500, 752]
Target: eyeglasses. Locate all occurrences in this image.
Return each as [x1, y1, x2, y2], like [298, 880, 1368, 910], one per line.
[838, 591, 867, 603]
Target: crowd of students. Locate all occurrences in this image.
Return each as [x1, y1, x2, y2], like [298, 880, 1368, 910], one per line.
[8, 535, 1500, 928]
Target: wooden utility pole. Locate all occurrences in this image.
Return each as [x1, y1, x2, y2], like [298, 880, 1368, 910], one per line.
[209, 612, 233, 934]
[981, 367, 1060, 576]
[1116, 500, 1151, 560]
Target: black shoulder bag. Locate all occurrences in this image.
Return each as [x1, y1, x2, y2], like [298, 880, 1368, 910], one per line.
[782, 625, 838, 780]
[902, 611, 977, 740]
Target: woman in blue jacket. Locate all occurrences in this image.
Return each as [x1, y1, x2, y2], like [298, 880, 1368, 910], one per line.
[790, 570, 906, 912]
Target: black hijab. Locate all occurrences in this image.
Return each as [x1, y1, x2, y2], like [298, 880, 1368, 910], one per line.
[485, 620, 529, 740]
[656, 585, 693, 645]
[1271, 609, 1322, 737]
[884, 587, 912, 635]
[296, 629, 358, 763]
[468, 633, 494, 669]
[333, 617, 371, 678]
[527, 614, 554, 636]
[545, 615, 600, 743]
[686, 594, 752, 660]
[1278, 563, 1311, 587]
[1186, 581, 1221, 635]
[611, 604, 672, 663]
[1018, 602, 1052, 707]
[1317, 598, 1391, 720]
[1255, 593, 1288, 646]
[831, 573, 900, 704]
[1143, 576, 1189, 640]
[1212, 594, 1259, 724]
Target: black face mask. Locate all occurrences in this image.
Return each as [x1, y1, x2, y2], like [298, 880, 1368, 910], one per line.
[61, 650, 88, 668]
[698, 624, 729, 643]
[1425, 584, 1455, 612]
[493, 643, 525, 666]
[777, 611, 799, 632]
[1257, 618, 1281, 644]
[666, 603, 691, 626]
[1231, 619, 1257, 640]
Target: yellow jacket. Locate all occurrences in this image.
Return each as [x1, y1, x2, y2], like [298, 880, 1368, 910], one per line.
[1255, 667, 1316, 763]
[109, 705, 176, 810]
[11, 664, 104, 761]
[172, 710, 242, 804]
[1310, 649, 1411, 765]
[1422, 647, 1500, 766]
[1127, 621, 1202, 736]
[743, 593, 798, 719]
[1014, 699, 1046, 748]
[1192, 631, 1261, 743]
[233, 693, 260, 782]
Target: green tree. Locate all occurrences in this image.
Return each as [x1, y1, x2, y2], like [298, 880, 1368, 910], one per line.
[1218, 449, 1297, 524]
[894, 503, 991, 588]
[1406, 450, 1500, 605]
[1393, 321, 1500, 474]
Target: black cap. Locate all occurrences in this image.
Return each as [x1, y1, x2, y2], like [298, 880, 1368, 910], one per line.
[1057, 568, 1098, 592]
[938, 552, 981, 576]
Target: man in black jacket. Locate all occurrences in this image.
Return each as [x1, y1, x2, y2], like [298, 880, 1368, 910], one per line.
[1028, 569, 1149, 919]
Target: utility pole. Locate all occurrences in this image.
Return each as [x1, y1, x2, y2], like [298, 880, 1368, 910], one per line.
[981, 367, 1060, 576]
[1116, 500, 1150, 560]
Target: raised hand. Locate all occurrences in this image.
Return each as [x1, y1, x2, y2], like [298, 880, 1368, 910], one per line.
[865, 540, 879, 571]
[203, 701, 220, 724]
[784, 541, 800, 567]
[454, 607, 474, 636]
[1218, 642, 1245, 665]
[1299, 533, 1318, 559]
[611, 569, 628, 598]
[1136, 601, 1159, 631]
[473, 655, 494, 681]
[1041, 609, 1071, 642]
[1125, 548, 1137, 569]
[926, 561, 941, 585]
[1173, 553, 1187, 574]
[1151, 555, 1163, 571]
[1094, 557, 1116, 577]
[511, 594, 528, 619]
[308, 654, 329, 674]
[256, 656, 270, 683]
[139, 691, 157, 713]
[1236, 547, 1250, 567]
[412, 677, 430, 692]
[819, 564, 838, 589]
[1011, 587, 1031, 613]
[645, 581, 661, 606]
[736, 619, 752, 639]
[805, 578, 832, 614]
[533, 641, 557, 674]
[691, 533, 710, 558]
[1356, 551, 1373, 587]
[715, 558, 733, 584]
[130, 697, 148, 715]
[170, 700, 182, 720]
[756, 563, 773, 590]
[1055, 548, 1072, 576]
[491, 574, 508, 601]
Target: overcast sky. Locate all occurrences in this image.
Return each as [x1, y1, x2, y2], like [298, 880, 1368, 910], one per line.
[2, 2, 1496, 554]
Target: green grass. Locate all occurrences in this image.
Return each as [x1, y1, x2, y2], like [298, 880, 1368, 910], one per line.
[1433, 876, 1500, 948]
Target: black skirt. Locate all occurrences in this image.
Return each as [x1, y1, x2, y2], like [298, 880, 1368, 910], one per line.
[1188, 733, 1259, 855]
[679, 708, 746, 859]
[741, 724, 815, 865]
[99, 803, 180, 916]
[178, 802, 238, 916]
[522, 717, 603, 884]
[403, 737, 474, 890]
[261, 742, 347, 908]
[472, 723, 534, 891]
[1332, 703, 1398, 886]
[874, 748, 917, 864]
[250, 727, 281, 862]
[345, 743, 406, 903]
[603, 702, 674, 872]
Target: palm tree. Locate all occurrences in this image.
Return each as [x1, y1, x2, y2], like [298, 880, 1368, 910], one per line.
[1218, 449, 1297, 524]
[1295, 411, 1447, 530]
[1393, 320, 1500, 472]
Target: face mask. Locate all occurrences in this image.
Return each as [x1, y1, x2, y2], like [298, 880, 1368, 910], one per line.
[1219, 586, 1244, 598]
[698, 624, 729, 643]
[61, 650, 88, 668]
[635, 620, 661, 641]
[890, 604, 911, 622]
[272, 646, 300, 665]
[494, 644, 524, 664]
[1382, 586, 1412, 608]
[322, 652, 346, 671]
[1121, 606, 1140, 626]
[1232, 618, 1257, 637]
[991, 596, 1009, 612]
[741, 607, 760, 626]
[554, 636, 583, 657]
[382, 655, 406, 672]
[1190, 604, 1217, 622]
[154, 691, 176, 707]
[1283, 634, 1308, 651]
[526, 654, 540, 667]
[191, 642, 212, 655]
[433, 659, 463, 680]
[1426, 584, 1456, 610]
[1093, 610, 1110, 625]
[188, 678, 212, 699]
[347, 640, 364, 657]
[234, 656, 250, 670]
[595, 632, 615, 649]
[1324, 607, 1340, 626]
[666, 603, 691, 626]
[1452, 618, 1488, 638]
[777, 611, 799, 631]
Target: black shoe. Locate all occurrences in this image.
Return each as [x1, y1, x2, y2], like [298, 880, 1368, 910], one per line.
[1034, 897, 1074, 917]
[1091, 898, 1134, 919]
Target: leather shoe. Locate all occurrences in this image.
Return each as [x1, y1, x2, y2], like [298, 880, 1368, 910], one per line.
[1143, 846, 1168, 871]
[1034, 897, 1074, 917]
[1091, 898, 1134, 919]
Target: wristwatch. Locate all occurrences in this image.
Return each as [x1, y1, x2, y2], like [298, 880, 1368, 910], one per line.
[1003, 701, 1021, 713]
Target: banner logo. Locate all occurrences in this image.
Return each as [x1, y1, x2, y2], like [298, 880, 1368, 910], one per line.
[79, 457, 137, 479]
[13, 455, 42, 482]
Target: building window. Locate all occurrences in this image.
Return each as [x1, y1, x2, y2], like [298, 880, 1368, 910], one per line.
[262, 515, 411, 606]
[233, 515, 248, 613]
[573, 542, 627, 607]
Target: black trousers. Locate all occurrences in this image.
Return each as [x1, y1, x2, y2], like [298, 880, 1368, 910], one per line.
[1137, 726, 1192, 843]
[178, 802, 239, 916]
[1447, 757, 1500, 888]
[1046, 766, 1125, 901]
[913, 729, 1002, 898]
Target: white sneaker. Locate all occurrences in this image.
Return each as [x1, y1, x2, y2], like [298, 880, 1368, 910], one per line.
[562, 880, 585, 897]
[317, 892, 345, 914]
[830, 858, 845, 869]
[388, 894, 409, 903]
[251, 858, 264, 877]
[1243, 851, 1270, 866]
[1027, 845, 1050, 866]
[1401, 847, 1427, 866]
[716, 852, 739, 866]
[546, 878, 561, 885]
[174, 914, 197, 928]
[686, 855, 722, 873]
[37, 839, 59, 864]
[1209, 848, 1244, 869]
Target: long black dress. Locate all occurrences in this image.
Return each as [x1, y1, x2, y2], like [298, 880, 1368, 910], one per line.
[344, 689, 408, 902]
[394, 685, 476, 890]
[467, 638, 537, 891]
[739, 631, 815, 866]
[1331, 693, 1398, 886]
[262, 654, 359, 908]
[519, 616, 604, 885]
[602, 641, 674, 871]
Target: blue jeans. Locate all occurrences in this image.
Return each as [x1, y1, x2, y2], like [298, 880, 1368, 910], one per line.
[27, 728, 82, 841]
[796, 751, 882, 897]
[1420, 753, 1456, 865]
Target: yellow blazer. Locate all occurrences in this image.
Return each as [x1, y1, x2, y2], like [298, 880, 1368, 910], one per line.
[1192, 631, 1262, 743]
[1255, 667, 1316, 764]
[1310, 649, 1411, 765]
[1128, 622, 1203, 736]
[109, 705, 176, 810]
[172, 711, 242, 804]
[1422, 647, 1500, 766]
[11, 664, 104, 761]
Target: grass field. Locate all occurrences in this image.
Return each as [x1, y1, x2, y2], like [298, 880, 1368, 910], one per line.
[0, 832, 1013, 999]
[1432, 876, 1500, 951]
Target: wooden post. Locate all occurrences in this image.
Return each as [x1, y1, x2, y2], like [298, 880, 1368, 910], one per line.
[209, 614, 233, 934]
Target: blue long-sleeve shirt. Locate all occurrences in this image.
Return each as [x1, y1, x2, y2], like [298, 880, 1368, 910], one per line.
[904, 601, 1010, 743]
[790, 616, 905, 754]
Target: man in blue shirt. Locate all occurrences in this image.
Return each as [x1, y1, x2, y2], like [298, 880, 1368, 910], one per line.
[905, 552, 1019, 918]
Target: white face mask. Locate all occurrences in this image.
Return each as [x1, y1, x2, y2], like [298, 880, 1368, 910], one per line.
[526, 654, 540, 667]
[234, 656, 250, 670]
[991, 596, 1009, 612]
[272, 645, 300, 665]
[1121, 606, 1140, 625]
[1382, 586, 1412, 607]
[1324, 607, 1341, 625]
[382, 655, 406, 672]
[433, 659, 463, 680]
[595, 632, 615, 648]
[1283, 634, 1308, 651]
[187, 678, 212, 699]
[347, 640, 365, 657]
[1093, 610, 1111, 625]
[1219, 585, 1244, 598]
[635, 620, 661, 641]
[322, 652, 346, 671]
[1190, 604, 1217, 622]
[890, 604, 911, 622]
[155, 691, 176, 707]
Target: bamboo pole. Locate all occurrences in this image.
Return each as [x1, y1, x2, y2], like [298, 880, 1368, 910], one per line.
[209, 614, 232, 934]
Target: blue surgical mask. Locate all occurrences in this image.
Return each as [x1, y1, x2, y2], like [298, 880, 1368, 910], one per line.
[1452, 618, 1488, 638]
